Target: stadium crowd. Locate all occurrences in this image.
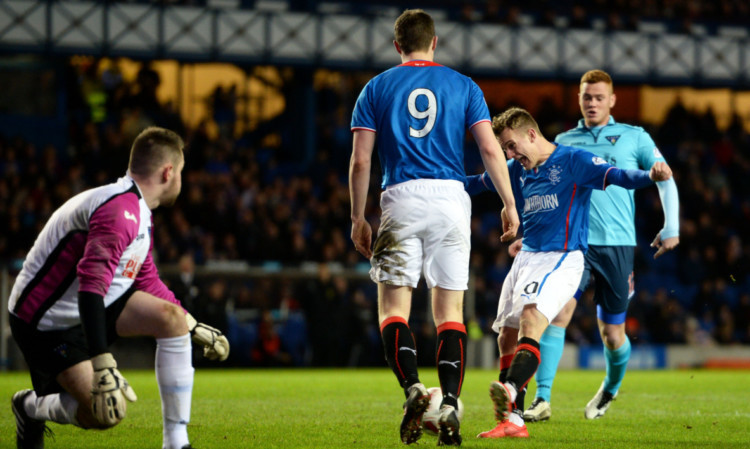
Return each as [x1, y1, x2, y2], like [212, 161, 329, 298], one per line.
[1, 59, 749, 367]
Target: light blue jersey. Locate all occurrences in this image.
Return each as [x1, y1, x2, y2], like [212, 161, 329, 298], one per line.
[555, 117, 666, 246]
[351, 60, 490, 188]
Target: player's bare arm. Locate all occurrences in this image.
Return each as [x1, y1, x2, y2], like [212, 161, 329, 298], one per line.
[472, 121, 519, 241]
[349, 129, 375, 259]
[508, 238, 523, 257]
[651, 232, 680, 259]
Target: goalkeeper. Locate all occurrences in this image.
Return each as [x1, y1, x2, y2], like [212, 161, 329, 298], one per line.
[8, 127, 228, 449]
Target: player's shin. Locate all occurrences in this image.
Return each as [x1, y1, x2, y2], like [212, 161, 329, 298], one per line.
[435, 322, 467, 409]
[380, 317, 420, 393]
[603, 336, 631, 393]
[156, 334, 194, 449]
[32, 392, 81, 426]
[506, 337, 541, 401]
[499, 354, 513, 383]
[535, 324, 566, 402]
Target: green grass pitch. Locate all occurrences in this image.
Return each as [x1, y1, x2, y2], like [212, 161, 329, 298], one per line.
[1, 368, 747, 448]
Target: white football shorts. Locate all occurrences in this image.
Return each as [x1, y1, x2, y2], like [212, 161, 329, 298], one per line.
[492, 250, 584, 331]
[370, 179, 471, 290]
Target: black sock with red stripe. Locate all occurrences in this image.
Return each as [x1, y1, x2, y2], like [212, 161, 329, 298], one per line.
[506, 337, 540, 411]
[499, 354, 513, 383]
[436, 322, 467, 409]
[380, 316, 419, 396]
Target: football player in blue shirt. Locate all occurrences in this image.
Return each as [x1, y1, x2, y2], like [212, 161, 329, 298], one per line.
[465, 107, 672, 438]
[349, 9, 519, 446]
[523, 70, 680, 423]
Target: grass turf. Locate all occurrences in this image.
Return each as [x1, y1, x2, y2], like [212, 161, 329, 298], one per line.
[1, 368, 747, 448]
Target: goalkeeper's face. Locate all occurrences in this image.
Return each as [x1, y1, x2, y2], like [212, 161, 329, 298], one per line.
[579, 81, 615, 128]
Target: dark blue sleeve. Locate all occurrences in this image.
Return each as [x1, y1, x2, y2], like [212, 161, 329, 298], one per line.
[605, 168, 654, 190]
[465, 169, 525, 237]
[465, 172, 496, 195]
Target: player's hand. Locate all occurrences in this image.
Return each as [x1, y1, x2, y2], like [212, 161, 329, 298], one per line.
[351, 218, 373, 259]
[651, 232, 679, 259]
[649, 162, 672, 182]
[508, 239, 523, 257]
[500, 207, 520, 242]
[90, 353, 137, 426]
[186, 313, 230, 361]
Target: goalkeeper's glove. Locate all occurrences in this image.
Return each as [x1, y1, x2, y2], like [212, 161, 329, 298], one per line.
[90, 353, 137, 426]
[186, 313, 230, 361]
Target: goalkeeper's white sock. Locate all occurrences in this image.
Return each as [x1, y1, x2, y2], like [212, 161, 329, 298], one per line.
[25, 391, 80, 426]
[156, 334, 194, 449]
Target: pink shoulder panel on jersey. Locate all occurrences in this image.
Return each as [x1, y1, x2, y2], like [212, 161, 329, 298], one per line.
[77, 192, 141, 297]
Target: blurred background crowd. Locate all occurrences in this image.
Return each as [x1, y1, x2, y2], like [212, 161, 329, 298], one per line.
[1, 1, 749, 368]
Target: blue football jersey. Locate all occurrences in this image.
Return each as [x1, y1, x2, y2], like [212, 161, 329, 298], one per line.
[351, 60, 490, 188]
[555, 116, 666, 245]
[508, 144, 615, 253]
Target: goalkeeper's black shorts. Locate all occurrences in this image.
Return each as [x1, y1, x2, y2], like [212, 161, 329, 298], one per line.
[9, 286, 135, 396]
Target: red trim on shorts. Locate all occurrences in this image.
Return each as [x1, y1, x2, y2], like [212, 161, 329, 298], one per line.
[437, 321, 466, 334]
[380, 316, 408, 333]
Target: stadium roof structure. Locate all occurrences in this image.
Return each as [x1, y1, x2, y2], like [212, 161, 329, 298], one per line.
[0, 0, 748, 87]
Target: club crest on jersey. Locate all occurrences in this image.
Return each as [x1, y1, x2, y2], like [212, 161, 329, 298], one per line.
[124, 210, 138, 224]
[606, 135, 620, 145]
[53, 343, 69, 358]
[592, 156, 607, 165]
[548, 165, 562, 185]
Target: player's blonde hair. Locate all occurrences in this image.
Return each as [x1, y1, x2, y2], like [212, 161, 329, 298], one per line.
[491, 107, 541, 137]
[580, 69, 613, 89]
[128, 126, 184, 177]
[394, 9, 434, 55]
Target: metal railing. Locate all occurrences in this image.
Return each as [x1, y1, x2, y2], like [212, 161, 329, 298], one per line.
[1, 0, 748, 85]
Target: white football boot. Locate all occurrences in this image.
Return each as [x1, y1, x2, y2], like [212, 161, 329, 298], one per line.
[585, 382, 617, 419]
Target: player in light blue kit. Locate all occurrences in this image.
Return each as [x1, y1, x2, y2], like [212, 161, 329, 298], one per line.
[465, 107, 672, 439]
[523, 70, 681, 423]
[349, 9, 519, 446]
